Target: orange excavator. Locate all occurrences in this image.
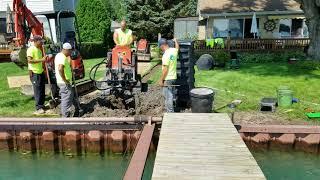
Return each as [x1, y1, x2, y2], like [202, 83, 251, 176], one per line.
[10, 0, 44, 66]
[9, 0, 85, 103]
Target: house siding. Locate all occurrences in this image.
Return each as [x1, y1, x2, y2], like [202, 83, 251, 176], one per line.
[259, 17, 280, 38]
[0, 0, 54, 12]
[0, 0, 76, 12]
[174, 18, 198, 40]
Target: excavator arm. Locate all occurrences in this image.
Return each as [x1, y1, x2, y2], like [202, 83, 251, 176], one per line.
[10, 0, 45, 67]
[13, 0, 44, 47]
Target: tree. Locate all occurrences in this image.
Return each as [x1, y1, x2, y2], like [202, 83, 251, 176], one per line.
[124, 0, 190, 41]
[110, 0, 127, 20]
[178, 0, 197, 17]
[296, 0, 320, 60]
[76, 0, 113, 46]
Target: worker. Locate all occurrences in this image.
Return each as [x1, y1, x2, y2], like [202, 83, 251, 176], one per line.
[27, 35, 48, 115]
[113, 20, 133, 47]
[158, 38, 179, 113]
[55, 43, 80, 117]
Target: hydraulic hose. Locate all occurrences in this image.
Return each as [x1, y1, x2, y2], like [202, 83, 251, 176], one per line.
[89, 58, 112, 91]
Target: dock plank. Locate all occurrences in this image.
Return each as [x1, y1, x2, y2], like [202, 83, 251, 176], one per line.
[152, 113, 265, 180]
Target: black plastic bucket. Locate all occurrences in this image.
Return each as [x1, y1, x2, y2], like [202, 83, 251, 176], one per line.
[190, 88, 214, 113]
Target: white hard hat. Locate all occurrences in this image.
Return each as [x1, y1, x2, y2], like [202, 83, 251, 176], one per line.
[63, 43, 72, 50]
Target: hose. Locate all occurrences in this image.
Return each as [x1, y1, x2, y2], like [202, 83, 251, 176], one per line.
[89, 58, 112, 91]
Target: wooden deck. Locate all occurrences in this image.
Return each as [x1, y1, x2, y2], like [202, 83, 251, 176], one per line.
[152, 113, 265, 180]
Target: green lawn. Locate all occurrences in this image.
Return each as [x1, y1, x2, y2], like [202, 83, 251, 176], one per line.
[149, 63, 320, 121]
[196, 63, 320, 120]
[0, 58, 103, 117]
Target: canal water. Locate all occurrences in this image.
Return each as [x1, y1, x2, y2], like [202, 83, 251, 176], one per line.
[252, 150, 320, 180]
[0, 151, 156, 180]
[1, 150, 320, 179]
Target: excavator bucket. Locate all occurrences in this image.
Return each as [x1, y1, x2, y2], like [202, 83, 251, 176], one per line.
[10, 47, 28, 68]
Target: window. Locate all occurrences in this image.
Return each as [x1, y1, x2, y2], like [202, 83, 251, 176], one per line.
[279, 19, 291, 37]
[213, 19, 244, 38]
[279, 19, 309, 38]
[213, 19, 229, 38]
[229, 19, 244, 38]
[291, 19, 303, 37]
[0, 18, 6, 33]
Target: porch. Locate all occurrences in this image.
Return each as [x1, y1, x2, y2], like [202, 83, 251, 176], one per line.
[194, 38, 310, 52]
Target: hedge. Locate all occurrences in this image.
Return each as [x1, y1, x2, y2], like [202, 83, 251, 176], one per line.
[194, 50, 307, 63]
[80, 42, 108, 59]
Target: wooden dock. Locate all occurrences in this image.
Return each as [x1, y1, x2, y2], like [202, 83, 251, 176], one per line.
[152, 113, 265, 180]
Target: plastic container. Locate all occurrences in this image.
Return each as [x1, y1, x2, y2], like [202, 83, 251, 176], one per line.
[277, 87, 293, 107]
[190, 88, 214, 113]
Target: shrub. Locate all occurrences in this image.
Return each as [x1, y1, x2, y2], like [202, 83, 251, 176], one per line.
[80, 42, 107, 59]
[211, 50, 231, 64]
[76, 0, 113, 47]
[238, 50, 306, 63]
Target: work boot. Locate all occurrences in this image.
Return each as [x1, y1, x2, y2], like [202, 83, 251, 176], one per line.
[33, 108, 45, 115]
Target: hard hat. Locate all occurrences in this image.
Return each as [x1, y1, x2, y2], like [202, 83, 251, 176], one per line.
[158, 38, 167, 47]
[63, 43, 72, 50]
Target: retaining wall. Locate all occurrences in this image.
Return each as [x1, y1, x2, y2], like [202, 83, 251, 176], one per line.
[0, 130, 158, 155]
[0, 117, 320, 154]
[236, 125, 320, 153]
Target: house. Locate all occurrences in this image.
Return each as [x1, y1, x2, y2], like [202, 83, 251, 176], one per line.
[174, 17, 199, 40]
[0, 0, 78, 42]
[197, 0, 308, 40]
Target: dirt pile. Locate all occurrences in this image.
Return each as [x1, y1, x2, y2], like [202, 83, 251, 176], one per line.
[55, 86, 164, 117]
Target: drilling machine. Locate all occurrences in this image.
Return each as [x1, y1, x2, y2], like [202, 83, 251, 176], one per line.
[90, 46, 148, 109]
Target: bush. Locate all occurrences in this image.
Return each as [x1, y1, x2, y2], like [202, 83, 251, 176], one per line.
[76, 0, 113, 47]
[210, 50, 231, 64]
[239, 50, 306, 63]
[194, 50, 307, 64]
[80, 42, 107, 59]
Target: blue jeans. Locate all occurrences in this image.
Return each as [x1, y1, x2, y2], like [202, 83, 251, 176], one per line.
[163, 80, 175, 113]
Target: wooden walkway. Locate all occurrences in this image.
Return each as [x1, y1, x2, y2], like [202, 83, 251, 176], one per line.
[152, 113, 265, 180]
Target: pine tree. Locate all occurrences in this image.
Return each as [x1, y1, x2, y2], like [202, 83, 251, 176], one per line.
[125, 0, 189, 40]
[178, 0, 197, 17]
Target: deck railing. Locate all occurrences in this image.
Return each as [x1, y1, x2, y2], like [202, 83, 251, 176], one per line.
[194, 38, 310, 52]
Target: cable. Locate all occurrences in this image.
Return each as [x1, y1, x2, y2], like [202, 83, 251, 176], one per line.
[89, 58, 113, 91]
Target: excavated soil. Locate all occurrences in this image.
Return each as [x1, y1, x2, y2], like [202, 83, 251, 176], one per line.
[55, 86, 165, 117]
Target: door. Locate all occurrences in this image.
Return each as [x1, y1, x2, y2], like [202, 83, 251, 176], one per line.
[244, 18, 259, 38]
[244, 19, 253, 38]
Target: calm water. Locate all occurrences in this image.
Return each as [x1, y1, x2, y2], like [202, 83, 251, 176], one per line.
[1, 150, 320, 180]
[252, 150, 320, 180]
[0, 151, 156, 180]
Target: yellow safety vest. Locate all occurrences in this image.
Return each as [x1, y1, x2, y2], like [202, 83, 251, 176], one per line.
[26, 46, 44, 74]
[116, 28, 133, 46]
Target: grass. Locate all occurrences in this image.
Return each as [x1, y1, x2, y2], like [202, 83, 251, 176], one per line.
[149, 62, 320, 121]
[0, 58, 103, 117]
[196, 63, 320, 121]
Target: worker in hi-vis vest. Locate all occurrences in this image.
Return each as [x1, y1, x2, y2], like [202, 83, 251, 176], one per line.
[113, 20, 133, 47]
[27, 35, 48, 115]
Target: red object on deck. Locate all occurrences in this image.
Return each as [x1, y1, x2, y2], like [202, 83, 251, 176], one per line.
[137, 39, 148, 52]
